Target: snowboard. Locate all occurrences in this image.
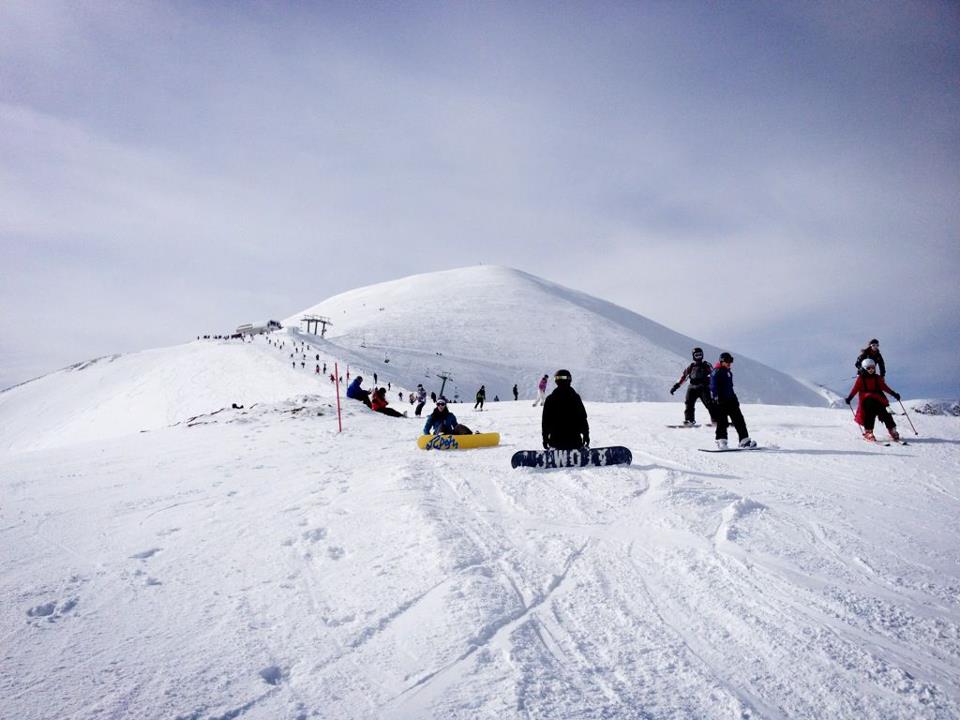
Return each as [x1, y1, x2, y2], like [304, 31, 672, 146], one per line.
[417, 432, 500, 450]
[510, 446, 632, 469]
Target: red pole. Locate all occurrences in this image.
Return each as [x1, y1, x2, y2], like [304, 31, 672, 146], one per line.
[335, 362, 343, 433]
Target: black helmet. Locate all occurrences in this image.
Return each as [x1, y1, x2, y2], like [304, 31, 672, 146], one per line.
[692, 347, 704, 359]
[719, 352, 734, 363]
[554, 369, 572, 385]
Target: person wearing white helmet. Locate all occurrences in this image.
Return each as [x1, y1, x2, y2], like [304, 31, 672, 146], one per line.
[846, 357, 901, 442]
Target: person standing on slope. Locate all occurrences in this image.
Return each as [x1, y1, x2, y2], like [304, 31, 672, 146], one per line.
[513, 384, 519, 401]
[670, 347, 718, 426]
[414, 384, 427, 417]
[709, 353, 756, 450]
[855, 339, 886, 377]
[845, 358, 901, 442]
[474, 385, 486, 411]
[542, 370, 589, 450]
[532, 374, 549, 407]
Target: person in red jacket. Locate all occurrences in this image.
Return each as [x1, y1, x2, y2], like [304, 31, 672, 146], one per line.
[845, 358, 901, 442]
[371, 387, 406, 418]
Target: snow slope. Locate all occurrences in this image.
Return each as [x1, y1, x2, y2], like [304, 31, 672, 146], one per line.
[2, 331, 959, 719]
[286, 266, 826, 406]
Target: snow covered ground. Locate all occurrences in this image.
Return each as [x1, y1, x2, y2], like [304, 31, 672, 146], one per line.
[2, 333, 959, 719]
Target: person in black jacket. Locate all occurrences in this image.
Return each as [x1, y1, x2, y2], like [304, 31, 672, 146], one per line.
[670, 347, 718, 425]
[542, 369, 589, 450]
[855, 339, 886, 377]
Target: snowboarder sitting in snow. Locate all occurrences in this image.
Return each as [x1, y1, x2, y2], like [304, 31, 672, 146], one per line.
[670, 346, 718, 426]
[845, 358, 901, 442]
[346, 376, 372, 408]
[371, 387, 405, 418]
[542, 369, 589, 450]
[855, 338, 886, 377]
[709, 353, 756, 450]
[422, 397, 472, 435]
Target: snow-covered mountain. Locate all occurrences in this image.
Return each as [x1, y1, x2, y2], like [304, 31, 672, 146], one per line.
[286, 265, 825, 406]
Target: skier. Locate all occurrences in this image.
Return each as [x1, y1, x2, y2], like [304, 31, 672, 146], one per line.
[670, 347, 718, 426]
[398, 391, 404, 401]
[475, 385, 486, 410]
[374, 372, 378, 386]
[512, 384, 519, 401]
[315, 364, 320, 374]
[532, 374, 549, 407]
[855, 339, 886, 377]
[542, 369, 589, 450]
[346, 376, 372, 408]
[371, 387, 405, 418]
[423, 397, 472, 435]
[709, 353, 756, 450]
[845, 358, 901, 442]
[415, 384, 427, 417]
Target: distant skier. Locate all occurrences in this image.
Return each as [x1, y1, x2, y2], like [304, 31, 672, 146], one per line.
[415, 384, 427, 417]
[323, 362, 327, 374]
[670, 347, 718, 426]
[542, 369, 589, 450]
[346, 376, 372, 408]
[315, 364, 320, 374]
[475, 385, 486, 410]
[371, 387, 405, 418]
[423, 397, 472, 436]
[532, 374, 549, 407]
[855, 339, 886, 377]
[374, 372, 378, 386]
[512, 384, 519, 401]
[845, 358, 901, 442]
[709, 353, 756, 450]
[430, 391, 437, 403]
[398, 391, 404, 401]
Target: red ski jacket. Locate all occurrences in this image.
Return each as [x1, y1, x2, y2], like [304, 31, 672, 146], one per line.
[847, 373, 895, 407]
[371, 393, 389, 412]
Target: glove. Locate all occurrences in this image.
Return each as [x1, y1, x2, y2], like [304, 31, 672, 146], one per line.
[893, 392, 901, 401]
[543, 439, 550, 450]
[845, 397, 852, 405]
[670, 384, 679, 395]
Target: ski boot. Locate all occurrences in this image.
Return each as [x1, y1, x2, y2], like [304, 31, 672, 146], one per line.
[863, 430, 877, 442]
[716, 439, 728, 450]
[888, 427, 900, 442]
[738, 438, 757, 448]
[683, 420, 697, 427]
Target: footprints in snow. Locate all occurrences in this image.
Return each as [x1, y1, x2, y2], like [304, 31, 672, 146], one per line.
[24, 574, 87, 625]
[282, 523, 346, 564]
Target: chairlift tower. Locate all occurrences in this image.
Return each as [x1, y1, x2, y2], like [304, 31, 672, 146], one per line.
[436, 370, 453, 399]
[301, 315, 333, 338]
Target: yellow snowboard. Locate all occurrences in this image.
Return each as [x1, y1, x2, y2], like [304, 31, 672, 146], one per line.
[417, 432, 501, 450]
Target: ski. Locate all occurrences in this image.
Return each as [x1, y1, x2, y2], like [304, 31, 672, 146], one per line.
[698, 446, 764, 453]
[666, 424, 700, 429]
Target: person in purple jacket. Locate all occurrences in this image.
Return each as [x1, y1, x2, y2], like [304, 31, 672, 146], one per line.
[709, 353, 756, 450]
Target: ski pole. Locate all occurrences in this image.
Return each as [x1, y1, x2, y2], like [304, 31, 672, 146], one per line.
[849, 403, 863, 434]
[898, 399, 918, 435]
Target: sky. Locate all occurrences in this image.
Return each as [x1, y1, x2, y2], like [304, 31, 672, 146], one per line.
[2, 0, 958, 398]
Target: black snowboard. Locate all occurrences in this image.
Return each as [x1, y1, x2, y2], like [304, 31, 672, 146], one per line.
[511, 446, 632, 469]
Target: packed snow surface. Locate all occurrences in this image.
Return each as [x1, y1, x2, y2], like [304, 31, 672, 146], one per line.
[2, 333, 958, 720]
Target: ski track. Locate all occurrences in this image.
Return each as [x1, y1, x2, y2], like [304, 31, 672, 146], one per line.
[1, 337, 959, 719]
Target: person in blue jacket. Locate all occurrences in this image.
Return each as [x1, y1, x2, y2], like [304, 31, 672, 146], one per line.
[709, 353, 756, 450]
[422, 397, 472, 435]
[346, 376, 372, 408]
